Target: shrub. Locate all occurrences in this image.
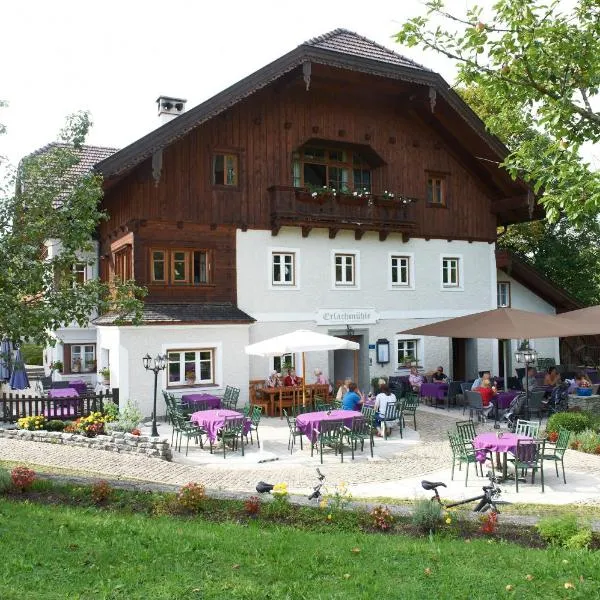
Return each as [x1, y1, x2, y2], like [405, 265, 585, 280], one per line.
[63, 421, 77, 433]
[537, 515, 580, 546]
[572, 429, 600, 454]
[479, 511, 498, 535]
[76, 412, 106, 437]
[244, 495, 261, 516]
[45, 420, 66, 432]
[11, 466, 36, 491]
[371, 505, 394, 531]
[20, 343, 43, 366]
[152, 493, 181, 516]
[105, 400, 142, 433]
[91, 480, 113, 504]
[412, 499, 443, 533]
[17, 415, 46, 431]
[0, 468, 12, 493]
[177, 482, 206, 513]
[564, 529, 593, 550]
[546, 412, 593, 434]
[102, 399, 119, 423]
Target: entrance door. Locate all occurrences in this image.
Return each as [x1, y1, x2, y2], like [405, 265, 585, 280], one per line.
[333, 335, 361, 389]
[452, 338, 467, 381]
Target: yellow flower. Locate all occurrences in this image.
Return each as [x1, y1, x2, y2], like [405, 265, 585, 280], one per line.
[445, 518, 452, 524]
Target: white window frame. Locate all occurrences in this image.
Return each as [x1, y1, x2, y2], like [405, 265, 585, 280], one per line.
[440, 254, 464, 291]
[395, 337, 421, 369]
[73, 263, 88, 285]
[268, 247, 300, 290]
[166, 348, 215, 387]
[331, 249, 360, 289]
[70, 344, 96, 373]
[270, 353, 296, 374]
[387, 252, 415, 290]
[497, 282, 510, 307]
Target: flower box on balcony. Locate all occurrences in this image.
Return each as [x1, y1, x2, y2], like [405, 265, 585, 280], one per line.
[336, 193, 368, 206]
[373, 196, 399, 208]
[295, 190, 330, 204]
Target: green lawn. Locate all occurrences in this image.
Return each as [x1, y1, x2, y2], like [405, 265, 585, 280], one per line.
[0, 500, 598, 599]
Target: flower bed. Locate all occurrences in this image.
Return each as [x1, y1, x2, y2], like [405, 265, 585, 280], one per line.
[0, 428, 172, 461]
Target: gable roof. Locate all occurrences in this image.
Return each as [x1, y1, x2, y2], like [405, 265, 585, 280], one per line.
[95, 29, 510, 182]
[26, 142, 118, 178]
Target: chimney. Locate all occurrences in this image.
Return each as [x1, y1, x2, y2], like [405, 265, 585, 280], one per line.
[156, 95, 187, 124]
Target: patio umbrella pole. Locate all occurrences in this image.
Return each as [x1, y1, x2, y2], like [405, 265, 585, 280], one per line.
[301, 352, 306, 407]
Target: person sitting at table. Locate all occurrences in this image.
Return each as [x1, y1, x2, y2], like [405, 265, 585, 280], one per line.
[575, 371, 592, 388]
[336, 377, 352, 401]
[408, 367, 425, 391]
[374, 383, 397, 437]
[473, 378, 496, 419]
[314, 368, 333, 395]
[543, 366, 561, 387]
[432, 366, 448, 383]
[284, 368, 301, 387]
[522, 366, 537, 391]
[472, 370, 490, 390]
[341, 382, 362, 411]
[265, 370, 282, 388]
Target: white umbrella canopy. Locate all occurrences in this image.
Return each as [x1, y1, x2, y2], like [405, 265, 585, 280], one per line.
[245, 330, 360, 406]
[244, 329, 359, 356]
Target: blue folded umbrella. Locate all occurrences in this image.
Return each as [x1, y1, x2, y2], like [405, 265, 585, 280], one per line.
[9, 349, 30, 390]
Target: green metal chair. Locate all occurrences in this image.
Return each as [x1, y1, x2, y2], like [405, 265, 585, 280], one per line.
[172, 412, 205, 456]
[400, 393, 419, 431]
[448, 431, 484, 486]
[515, 419, 540, 438]
[514, 438, 545, 493]
[210, 415, 245, 459]
[283, 409, 304, 453]
[315, 400, 335, 412]
[542, 428, 571, 484]
[248, 405, 263, 447]
[455, 419, 477, 449]
[345, 417, 373, 459]
[381, 401, 402, 440]
[312, 420, 345, 464]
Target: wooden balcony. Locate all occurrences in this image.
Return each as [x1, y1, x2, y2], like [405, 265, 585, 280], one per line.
[268, 186, 418, 241]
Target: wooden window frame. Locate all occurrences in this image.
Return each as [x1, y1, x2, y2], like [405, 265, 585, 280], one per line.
[292, 146, 372, 193]
[497, 281, 511, 308]
[390, 255, 411, 287]
[149, 248, 213, 286]
[166, 348, 215, 387]
[113, 245, 132, 281]
[334, 253, 356, 287]
[426, 172, 448, 207]
[212, 152, 239, 188]
[271, 252, 296, 286]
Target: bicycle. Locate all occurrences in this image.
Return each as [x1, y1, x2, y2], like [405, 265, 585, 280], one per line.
[421, 471, 505, 513]
[256, 468, 326, 500]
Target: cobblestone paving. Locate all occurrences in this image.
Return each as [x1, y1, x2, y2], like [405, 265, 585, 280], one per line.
[1, 407, 599, 496]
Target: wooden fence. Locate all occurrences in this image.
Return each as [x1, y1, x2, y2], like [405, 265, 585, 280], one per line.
[0, 391, 116, 423]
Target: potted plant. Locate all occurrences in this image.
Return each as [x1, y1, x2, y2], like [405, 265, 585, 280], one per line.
[85, 359, 96, 373]
[185, 370, 196, 385]
[72, 357, 81, 373]
[403, 355, 415, 368]
[337, 188, 369, 206]
[99, 367, 110, 385]
[296, 185, 334, 204]
[51, 360, 63, 374]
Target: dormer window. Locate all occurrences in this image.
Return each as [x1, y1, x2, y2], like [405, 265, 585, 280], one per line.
[292, 146, 371, 192]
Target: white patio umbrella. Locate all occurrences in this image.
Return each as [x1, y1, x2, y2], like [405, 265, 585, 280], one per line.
[244, 329, 360, 406]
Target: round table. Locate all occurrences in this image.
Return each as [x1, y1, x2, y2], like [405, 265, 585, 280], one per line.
[181, 393, 221, 410]
[296, 409, 362, 444]
[190, 409, 250, 442]
[473, 432, 532, 480]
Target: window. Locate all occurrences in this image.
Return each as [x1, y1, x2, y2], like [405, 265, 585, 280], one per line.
[63, 343, 96, 374]
[273, 354, 295, 374]
[150, 249, 212, 285]
[427, 176, 446, 206]
[390, 255, 410, 287]
[272, 252, 295, 286]
[212, 153, 238, 186]
[441, 257, 461, 288]
[113, 246, 132, 281]
[292, 147, 371, 192]
[397, 339, 418, 366]
[73, 263, 87, 285]
[497, 282, 511, 307]
[334, 253, 356, 286]
[167, 349, 214, 386]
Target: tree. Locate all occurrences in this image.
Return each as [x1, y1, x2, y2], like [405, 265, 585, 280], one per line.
[397, 0, 600, 223]
[0, 111, 145, 344]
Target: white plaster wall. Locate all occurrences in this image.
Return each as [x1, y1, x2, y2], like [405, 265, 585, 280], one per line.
[98, 324, 250, 417]
[497, 270, 560, 363]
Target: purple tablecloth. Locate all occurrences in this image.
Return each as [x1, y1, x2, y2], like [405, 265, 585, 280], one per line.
[48, 388, 79, 398]
[296, 409, 362, 444]
[189, 409, 250, 442]
[496, 390, 519, 409]
[420, 383, 448, 400]
[473, 432, 531, 460]
[67, 380, 88, 395]
[181, 393, 221, 409]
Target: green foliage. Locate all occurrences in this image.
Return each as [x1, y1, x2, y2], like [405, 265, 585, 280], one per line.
[176, 482, 206, 513]
[0, 112, 145, 345]
[537, 514, 592, 549]
[396, 1, 600, 224]
[546, 411, 594, 434]
[45, 420, 66, 432]
[17, 415, 46, 431]
[105, 399, 142, 433]
[20, 343, 43, 366]
[412, 499, 443, 532]
[102, 399, 119, 422]
[0, 468, 11, 493]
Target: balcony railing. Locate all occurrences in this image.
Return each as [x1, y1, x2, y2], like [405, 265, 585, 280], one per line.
[268, 186, 418, 239]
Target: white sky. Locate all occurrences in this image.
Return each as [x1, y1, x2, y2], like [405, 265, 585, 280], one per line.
[1, 0, 597, 168]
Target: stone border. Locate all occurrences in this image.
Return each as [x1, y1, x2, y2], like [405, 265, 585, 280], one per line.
[0, 429, 172, 461]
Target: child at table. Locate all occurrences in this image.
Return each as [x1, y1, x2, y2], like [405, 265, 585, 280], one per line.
[474, 378, 496, 419]
[374, 384, 397, 437]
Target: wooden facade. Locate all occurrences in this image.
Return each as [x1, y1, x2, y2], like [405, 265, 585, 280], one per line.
[98, 51, 532, 304]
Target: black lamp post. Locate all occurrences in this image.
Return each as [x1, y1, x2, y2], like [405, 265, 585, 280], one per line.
[514, 342, 538, 420]
[142, 353, 167, 437]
